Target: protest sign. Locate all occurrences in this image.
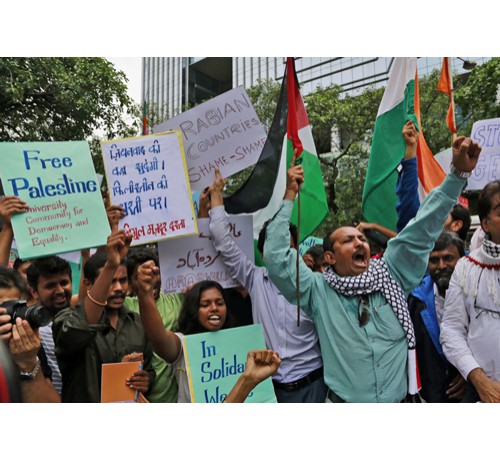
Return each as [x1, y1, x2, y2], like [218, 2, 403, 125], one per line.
[153, 87, 267, 192]
[468, 117, 500, 190]
[183, 324, 277, 403]
[101, 132, 198, 245]
[298, 236, 323, 256]
[0, 141, 109, 259]
[158, 215, 253, 294]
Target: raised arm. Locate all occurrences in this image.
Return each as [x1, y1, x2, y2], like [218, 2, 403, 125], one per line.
[262, 158, 316, 311]
[208, 168, 258, 289]
[0, 196, 28, 266]
[356, 222, 397, 240]
[136, 260, 181, 363]
[385, 136, 481, 296]
[396, 120, 420, 232]
[224, 350, 281, 403]
[84, 230, 132, 324]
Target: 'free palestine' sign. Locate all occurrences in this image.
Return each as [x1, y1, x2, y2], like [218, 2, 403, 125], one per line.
[0, 141, 109, 259]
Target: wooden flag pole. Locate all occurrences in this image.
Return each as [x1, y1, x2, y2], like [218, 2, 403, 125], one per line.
[296, 189, 301, 327]
[448, 57, 458, 142]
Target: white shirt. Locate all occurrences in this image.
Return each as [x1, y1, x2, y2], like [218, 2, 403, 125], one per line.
[441, 246, 500, 381]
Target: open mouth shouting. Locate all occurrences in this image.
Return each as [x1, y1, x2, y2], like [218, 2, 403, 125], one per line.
[352, 249, 369, 270]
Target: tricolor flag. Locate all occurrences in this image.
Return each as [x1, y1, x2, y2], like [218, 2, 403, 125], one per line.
[437, 57, 458, 134]
[362, 57, 445, 231]
[414, 69, 446, 200]
[224, 57, 328, 263]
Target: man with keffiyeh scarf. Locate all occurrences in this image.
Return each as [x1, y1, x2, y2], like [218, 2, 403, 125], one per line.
[441, 179, 500, 403]
[263, 135, 481, 403]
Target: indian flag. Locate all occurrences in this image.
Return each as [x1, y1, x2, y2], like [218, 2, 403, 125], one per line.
[224, 57, 328, 264]
[362, 57, 445, 231]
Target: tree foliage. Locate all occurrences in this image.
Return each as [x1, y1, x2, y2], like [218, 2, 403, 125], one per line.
[455, 57, 500, 135]
[0, 58, 139, 143]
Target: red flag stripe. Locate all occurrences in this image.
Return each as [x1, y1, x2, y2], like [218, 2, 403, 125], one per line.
[286, 58, 305, 157]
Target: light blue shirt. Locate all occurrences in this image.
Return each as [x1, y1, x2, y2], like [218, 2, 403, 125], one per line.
[209, 205, 323, 383]
[264, 173, 466, 402]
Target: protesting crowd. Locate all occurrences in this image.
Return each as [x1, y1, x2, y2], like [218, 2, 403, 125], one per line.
[2, 116, 500, 404]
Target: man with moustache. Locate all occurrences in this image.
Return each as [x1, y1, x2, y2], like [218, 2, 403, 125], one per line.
[263, 134, 481, 403]
[53, 230, 155, 403]
[26, 256, 73, 395]
[408, 231, 467, 402]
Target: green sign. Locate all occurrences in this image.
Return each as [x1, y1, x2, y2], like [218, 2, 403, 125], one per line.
[183, 324, 277, 403]
[0, 141, 109, 259]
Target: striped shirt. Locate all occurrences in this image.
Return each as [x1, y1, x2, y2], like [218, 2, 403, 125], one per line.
[39, 322, 63, 394]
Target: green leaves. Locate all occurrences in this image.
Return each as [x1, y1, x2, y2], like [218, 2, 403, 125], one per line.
[0, 57, 137, 143]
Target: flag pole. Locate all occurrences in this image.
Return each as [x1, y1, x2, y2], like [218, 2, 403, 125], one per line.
[296, 181, 301, 327]
[448, 57, 457, 142]
[286, 57, 303, 327]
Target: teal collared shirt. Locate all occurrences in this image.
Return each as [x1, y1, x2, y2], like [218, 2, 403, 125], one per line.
[263, 173, 466, 402]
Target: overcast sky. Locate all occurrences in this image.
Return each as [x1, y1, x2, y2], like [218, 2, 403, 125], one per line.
[106, 57, 142, 104]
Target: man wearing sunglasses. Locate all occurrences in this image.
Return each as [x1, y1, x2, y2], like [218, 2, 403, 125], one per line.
[264, 134, 481, 403]
[441, 179, 500, 403]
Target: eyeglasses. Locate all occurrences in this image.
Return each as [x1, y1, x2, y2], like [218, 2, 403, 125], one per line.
[358, 295, 370, 327]
[474, 305, 500, 320]
[472, 269, 500, 320]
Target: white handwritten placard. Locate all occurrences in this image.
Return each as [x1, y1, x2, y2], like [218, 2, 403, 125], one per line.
[158, 215, 254, 294]
[468, 117, 500, 190]
[100, 132, 198, 245]
[153, 87, 267, 192]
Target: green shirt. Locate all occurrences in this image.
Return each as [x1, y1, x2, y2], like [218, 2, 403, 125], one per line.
[124, 293, 184, 403]
[264, 173, 466, 402]
[53, 304, 155, 403]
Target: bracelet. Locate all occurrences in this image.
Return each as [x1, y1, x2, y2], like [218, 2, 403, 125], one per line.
[450, 163, 472, 179]
[19, 356, 41, 380]
[86, 290, 107, 307]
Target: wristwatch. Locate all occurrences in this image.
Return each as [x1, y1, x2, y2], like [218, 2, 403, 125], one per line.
[19, 357, 41, 381]
[450, 163, 472, 179]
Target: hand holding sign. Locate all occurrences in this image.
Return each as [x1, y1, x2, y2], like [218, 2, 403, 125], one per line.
[0, 196, 29, 226]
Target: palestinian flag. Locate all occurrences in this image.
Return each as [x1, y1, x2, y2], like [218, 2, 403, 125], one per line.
[224, 58, 328, 263]
[362, 57, 445, 231]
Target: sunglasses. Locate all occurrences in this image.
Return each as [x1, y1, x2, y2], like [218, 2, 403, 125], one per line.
[358, 295, 370, 327]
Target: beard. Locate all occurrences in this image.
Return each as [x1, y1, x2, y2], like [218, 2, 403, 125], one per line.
[431, 268, 454, 293]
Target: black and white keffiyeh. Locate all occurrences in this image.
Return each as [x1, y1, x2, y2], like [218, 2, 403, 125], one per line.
[483, 235, 500, 258]
[323, 257, 415, 349]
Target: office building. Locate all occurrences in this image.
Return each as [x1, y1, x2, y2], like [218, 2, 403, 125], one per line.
[142, 57, 488, 120]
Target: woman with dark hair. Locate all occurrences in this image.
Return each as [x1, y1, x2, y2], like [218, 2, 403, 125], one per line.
[176, 280, 233, 336]
[135, 263, 234, 402]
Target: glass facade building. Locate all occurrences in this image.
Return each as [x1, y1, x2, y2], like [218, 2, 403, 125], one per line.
[142, 57, 489, 119]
